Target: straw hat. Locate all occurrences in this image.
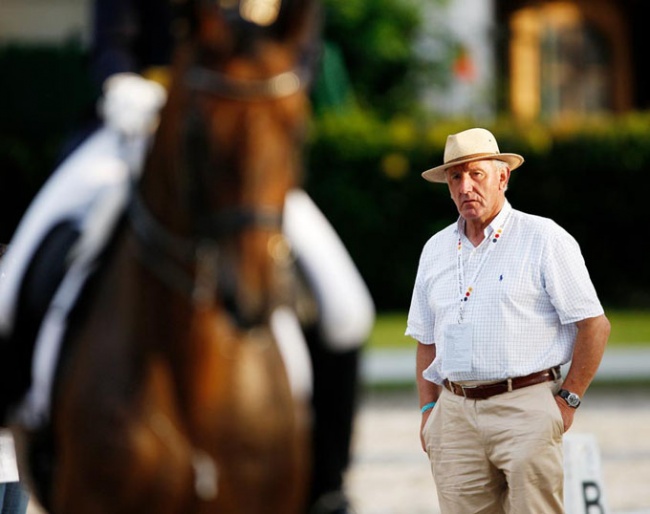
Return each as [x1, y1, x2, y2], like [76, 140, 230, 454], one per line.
[422, 128, 524, 183]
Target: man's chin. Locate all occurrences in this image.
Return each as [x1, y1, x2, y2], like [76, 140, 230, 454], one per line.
[460, 206, 482, 219]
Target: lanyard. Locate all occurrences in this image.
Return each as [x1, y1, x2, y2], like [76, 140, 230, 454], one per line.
[456, 214, 509, 323]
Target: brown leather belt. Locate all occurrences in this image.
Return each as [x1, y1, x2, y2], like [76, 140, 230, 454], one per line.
[444, 366, 561, 400]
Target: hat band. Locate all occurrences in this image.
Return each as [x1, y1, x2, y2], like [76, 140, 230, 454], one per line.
[445, 152, 499, 165]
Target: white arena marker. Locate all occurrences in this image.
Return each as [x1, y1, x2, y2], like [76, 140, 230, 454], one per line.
[564, 433, 609, 514]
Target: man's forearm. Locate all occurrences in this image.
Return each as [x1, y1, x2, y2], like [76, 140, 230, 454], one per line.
[416, 342, 440, 406]
[562, 314, 611, 396]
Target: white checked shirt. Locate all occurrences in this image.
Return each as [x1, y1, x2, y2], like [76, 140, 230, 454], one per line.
[406, 201, 604, 385]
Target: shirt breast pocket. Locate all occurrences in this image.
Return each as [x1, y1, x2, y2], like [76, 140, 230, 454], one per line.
[492, 266, 540, 309]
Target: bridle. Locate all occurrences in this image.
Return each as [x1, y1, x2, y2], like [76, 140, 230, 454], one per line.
[127, 18, 316, 318]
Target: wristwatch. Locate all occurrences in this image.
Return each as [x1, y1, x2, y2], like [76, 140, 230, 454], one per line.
[558, 389, 581, 408]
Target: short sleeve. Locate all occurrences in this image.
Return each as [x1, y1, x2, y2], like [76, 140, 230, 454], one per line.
[542, 224, 604, 324]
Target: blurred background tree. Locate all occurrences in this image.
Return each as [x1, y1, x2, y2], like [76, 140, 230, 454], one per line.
[306, 0, 459, 310]
[314, 0, 452, 118]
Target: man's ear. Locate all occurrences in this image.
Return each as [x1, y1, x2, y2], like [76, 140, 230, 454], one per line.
[499, 168, 511, 191]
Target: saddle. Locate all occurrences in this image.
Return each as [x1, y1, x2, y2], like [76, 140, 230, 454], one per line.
[0, 220, 80, 419]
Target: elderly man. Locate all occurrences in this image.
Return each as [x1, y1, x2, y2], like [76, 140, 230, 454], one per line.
[406, 127, 610, 513]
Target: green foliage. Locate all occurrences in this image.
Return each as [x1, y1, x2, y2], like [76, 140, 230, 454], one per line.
[607, 310, 650, 345]
[0, 42, 97, 138]
[306, 112, 650, 310]
[368, 312, 412, 349]
[0, 43, 98, 240]
[319, 0, 445, 116]
[2, 16, 649, 313]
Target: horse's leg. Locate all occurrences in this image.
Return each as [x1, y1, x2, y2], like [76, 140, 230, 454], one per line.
[50, 243, 197, 514]
[184, 314, 310, 514]
[53, 355, 197, 514]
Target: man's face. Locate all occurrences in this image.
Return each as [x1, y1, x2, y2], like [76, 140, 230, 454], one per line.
[445, 160, 509, 225]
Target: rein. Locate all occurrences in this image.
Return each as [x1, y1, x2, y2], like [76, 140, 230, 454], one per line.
[128, 189, 219, 305]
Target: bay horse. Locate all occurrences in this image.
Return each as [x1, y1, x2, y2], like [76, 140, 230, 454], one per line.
[14, 1, 320, 512]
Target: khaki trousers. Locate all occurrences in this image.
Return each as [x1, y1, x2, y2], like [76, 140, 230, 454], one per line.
[422, 380, 565, 514]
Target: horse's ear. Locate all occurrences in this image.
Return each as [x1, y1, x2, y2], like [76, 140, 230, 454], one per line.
[276, 0, 322, 46]
[268, 0, 322, 77]
[169, 0, 200, 45]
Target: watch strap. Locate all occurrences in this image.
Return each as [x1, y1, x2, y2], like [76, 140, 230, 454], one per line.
[558, 388, 581, 408]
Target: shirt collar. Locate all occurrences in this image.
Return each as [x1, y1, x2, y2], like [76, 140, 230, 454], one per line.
[454, 200, 512, 238]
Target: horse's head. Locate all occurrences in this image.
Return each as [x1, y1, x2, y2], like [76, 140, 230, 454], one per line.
[136, 0, 320, 327]
[183, 0, 320, 245]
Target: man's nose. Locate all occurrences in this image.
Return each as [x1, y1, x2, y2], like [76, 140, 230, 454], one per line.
[459, 174, 473, 193]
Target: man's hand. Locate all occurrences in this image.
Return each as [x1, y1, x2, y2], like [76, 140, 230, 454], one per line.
[420, 411, 432, 452]
[416, 342, 439, 453]
[554, 396, 576, 432]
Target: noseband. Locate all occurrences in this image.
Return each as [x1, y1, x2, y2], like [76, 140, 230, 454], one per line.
[186, 66, 308, 99]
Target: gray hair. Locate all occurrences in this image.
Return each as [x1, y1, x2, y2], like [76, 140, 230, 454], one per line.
[494, 159, 509, 191]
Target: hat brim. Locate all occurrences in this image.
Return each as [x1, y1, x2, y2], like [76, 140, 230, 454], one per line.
[421, 153, 525, 183]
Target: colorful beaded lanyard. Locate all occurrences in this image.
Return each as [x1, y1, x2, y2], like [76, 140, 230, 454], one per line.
[456, 213, 510, 324]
